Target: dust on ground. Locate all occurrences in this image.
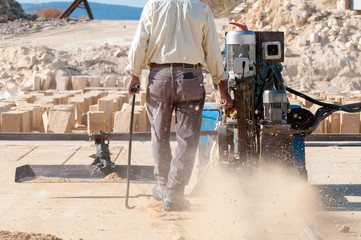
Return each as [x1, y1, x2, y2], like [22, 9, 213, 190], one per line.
[0, 231, 63, 240]
[27, 171, 126, 183]
[99, 171, 126, 182]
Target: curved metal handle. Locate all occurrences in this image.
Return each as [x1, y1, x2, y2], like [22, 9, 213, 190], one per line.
[125, 95, 136, 209]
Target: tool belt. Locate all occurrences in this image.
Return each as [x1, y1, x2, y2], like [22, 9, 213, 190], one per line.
[150, 63, 201, 69]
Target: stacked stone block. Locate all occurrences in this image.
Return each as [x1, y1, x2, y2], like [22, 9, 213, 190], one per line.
[1, 88, 361, 134]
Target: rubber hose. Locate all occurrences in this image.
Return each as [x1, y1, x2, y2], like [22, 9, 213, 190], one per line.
[285, 87, 361, 113]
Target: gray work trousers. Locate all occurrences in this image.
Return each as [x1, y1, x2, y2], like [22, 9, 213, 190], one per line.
[146, 65, 205, 200]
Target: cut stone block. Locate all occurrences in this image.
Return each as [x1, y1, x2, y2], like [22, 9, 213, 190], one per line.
[87, 111, 110, 134]
[38, 97, 57, 105]
[133, 111, 142, 132]
[13, 107, 34, 131]
[121, 104, 148, 132]
[43, 108, 74, 133]
[31, 105, 43, 129]
[108, 95, 122, 112]
[104, 76, 116, 87]
[113, 111, 142, 132]
[120, 94, 129, 107]
[98, 98, 114, 130]
[40, 74, 52, 90]
[297, 96, 314, 109]
[1, 112, 22, 132]
[0, 106, 10, 132]
[89, 104, 98, 111]
[56, 76, 69, 91]
[88, 76, 100, 87]
[68, 98, 87, 124]
[84, 91, 103, 105]
[33, 73, 41, 91]
[139, 92, 147, 106]
[18, 110, 31, 132]
[55, 69, 67, 80]
[118, 94, 129, 110]
[113, 111, 131, 132]
[329, 112, 341, 133]
[313, 119, 326, 133]
[340, 112, 360, 133]
[72, 76, 88, 90]
[53, 94, 71, 105]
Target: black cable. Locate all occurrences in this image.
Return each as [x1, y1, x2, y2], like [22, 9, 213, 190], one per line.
[254, 63, 272, 108]
[285, 87, 361, 113]
[241, 60, 246, 81]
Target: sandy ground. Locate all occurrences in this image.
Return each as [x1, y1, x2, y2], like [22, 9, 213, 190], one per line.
[0, 20, 138, 51]
[1, 140, 361, 239]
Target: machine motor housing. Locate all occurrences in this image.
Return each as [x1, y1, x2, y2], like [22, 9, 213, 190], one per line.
[263, 90, 288, 123]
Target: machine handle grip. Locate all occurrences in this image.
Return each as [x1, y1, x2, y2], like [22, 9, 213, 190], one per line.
[130, 84, 140, 93]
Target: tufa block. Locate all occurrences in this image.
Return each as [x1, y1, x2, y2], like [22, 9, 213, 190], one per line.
[1, 112, 22, 132]
[87, 111, 110, 134]
[72, 76, 88, 90]
[340, 112, 360, 133]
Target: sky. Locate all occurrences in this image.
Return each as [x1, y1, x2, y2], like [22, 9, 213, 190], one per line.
[17, 0, 148, 8]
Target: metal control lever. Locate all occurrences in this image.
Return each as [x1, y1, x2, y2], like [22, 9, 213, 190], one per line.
[125, 84, 140, 209]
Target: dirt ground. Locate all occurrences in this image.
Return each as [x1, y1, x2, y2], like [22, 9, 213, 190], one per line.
[1, 140, 361, 240]
[0, 20, 138, 51]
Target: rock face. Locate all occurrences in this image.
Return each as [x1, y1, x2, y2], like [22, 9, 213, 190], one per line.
[0, 0, 34, 23]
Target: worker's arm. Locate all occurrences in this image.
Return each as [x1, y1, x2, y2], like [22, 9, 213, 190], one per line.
[218, 80, 232, 109]
[126, 0, 153, 77]
[202, 6, 226, 85]
[202, 7, 230, 108]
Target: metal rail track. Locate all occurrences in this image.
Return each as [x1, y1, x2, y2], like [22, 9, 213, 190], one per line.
[1, 132, 361, 142]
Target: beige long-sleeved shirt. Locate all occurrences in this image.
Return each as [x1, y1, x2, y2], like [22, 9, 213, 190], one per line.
[126, 0, 225, 84]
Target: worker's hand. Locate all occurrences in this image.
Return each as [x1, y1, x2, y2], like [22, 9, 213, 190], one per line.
[218, 80, 232, 109]
[127, 74, 141, 95]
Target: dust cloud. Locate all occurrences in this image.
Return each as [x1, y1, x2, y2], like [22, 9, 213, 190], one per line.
[185, 163, 320, 239]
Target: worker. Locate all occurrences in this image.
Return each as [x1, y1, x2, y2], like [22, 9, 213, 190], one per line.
[126, 0, 231, 211]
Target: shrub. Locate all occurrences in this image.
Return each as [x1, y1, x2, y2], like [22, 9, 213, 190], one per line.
[37, 8, 63, 18]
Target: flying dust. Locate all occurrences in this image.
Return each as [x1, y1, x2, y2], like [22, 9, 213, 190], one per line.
[182, 161, 321, 240]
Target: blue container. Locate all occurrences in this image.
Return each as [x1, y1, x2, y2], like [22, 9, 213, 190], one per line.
[198, 104, 221, 169]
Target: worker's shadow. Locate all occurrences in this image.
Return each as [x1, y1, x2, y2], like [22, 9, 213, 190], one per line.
[315, 184, 361, 211]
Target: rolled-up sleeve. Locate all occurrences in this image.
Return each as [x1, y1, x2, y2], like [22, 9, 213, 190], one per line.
[202, 6, 226, 85]
[126, 1, 153, 77]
